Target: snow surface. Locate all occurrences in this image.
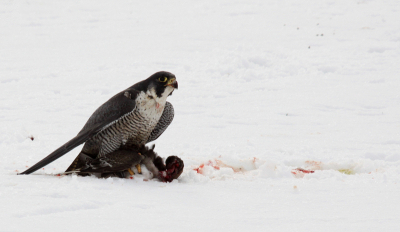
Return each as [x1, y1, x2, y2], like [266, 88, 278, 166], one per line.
[1, 0, 400, 231]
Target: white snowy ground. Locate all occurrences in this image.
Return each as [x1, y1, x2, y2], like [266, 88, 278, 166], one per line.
[1, 0, 400, 231]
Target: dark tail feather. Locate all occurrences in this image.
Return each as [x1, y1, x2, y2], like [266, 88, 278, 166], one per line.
[19, 134, 89, 175]
[19, 120, 111, 175]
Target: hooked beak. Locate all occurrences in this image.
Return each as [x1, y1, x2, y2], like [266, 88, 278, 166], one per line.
[166, 78, 178, 89]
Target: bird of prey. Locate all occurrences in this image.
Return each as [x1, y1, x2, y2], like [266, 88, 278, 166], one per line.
[20, 71, 181, 180]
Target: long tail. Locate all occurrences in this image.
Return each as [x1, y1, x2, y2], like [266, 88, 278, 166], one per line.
[19, 118, 123, 175]
[19, 134, 89, 175]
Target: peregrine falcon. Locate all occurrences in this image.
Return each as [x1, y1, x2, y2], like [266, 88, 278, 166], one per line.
[19, 71, 180, 180]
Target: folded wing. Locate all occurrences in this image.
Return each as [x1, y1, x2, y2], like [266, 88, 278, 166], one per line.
[19, 89, 138, 175]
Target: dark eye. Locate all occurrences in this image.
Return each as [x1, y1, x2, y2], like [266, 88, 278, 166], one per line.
[158, 76, 168, 82]
[148, 95, 154, 99]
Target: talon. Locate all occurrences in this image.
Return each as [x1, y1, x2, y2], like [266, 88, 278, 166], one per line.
[136, 164, 141, 174]
[128, 168, 134, 176]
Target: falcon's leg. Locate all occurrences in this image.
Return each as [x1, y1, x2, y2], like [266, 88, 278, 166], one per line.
[123, 146, 142, 174]
[135, 164, 141, 174]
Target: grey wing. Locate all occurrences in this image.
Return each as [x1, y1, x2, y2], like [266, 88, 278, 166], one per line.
[146, 101, 174, 143]
[78, 89, 138, 136]
[19, 89, 138, 175]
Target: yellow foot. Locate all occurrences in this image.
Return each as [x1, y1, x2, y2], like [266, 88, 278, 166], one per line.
[136, 164, 142, 174]
[128, 168, 134, 176]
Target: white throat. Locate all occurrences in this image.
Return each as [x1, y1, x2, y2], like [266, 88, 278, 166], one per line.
[135, 86, 174, 122]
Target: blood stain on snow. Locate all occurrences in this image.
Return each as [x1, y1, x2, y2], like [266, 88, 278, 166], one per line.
[194, 158, 259, 175]
[291, 168, 315, 178]
[193, 160, 221, 174]
[193, 164, 205, 174]
[294, 168, 315, 174]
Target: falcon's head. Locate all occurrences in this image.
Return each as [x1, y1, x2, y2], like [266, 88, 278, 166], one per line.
[150, 71, 178, 98]
[135, 71, 177, 100]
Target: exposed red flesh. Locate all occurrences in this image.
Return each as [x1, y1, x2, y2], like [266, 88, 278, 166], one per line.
[159, 160, 180, 182]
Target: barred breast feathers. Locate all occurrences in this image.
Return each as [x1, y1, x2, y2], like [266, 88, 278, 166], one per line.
[94, 90, 166, 157]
